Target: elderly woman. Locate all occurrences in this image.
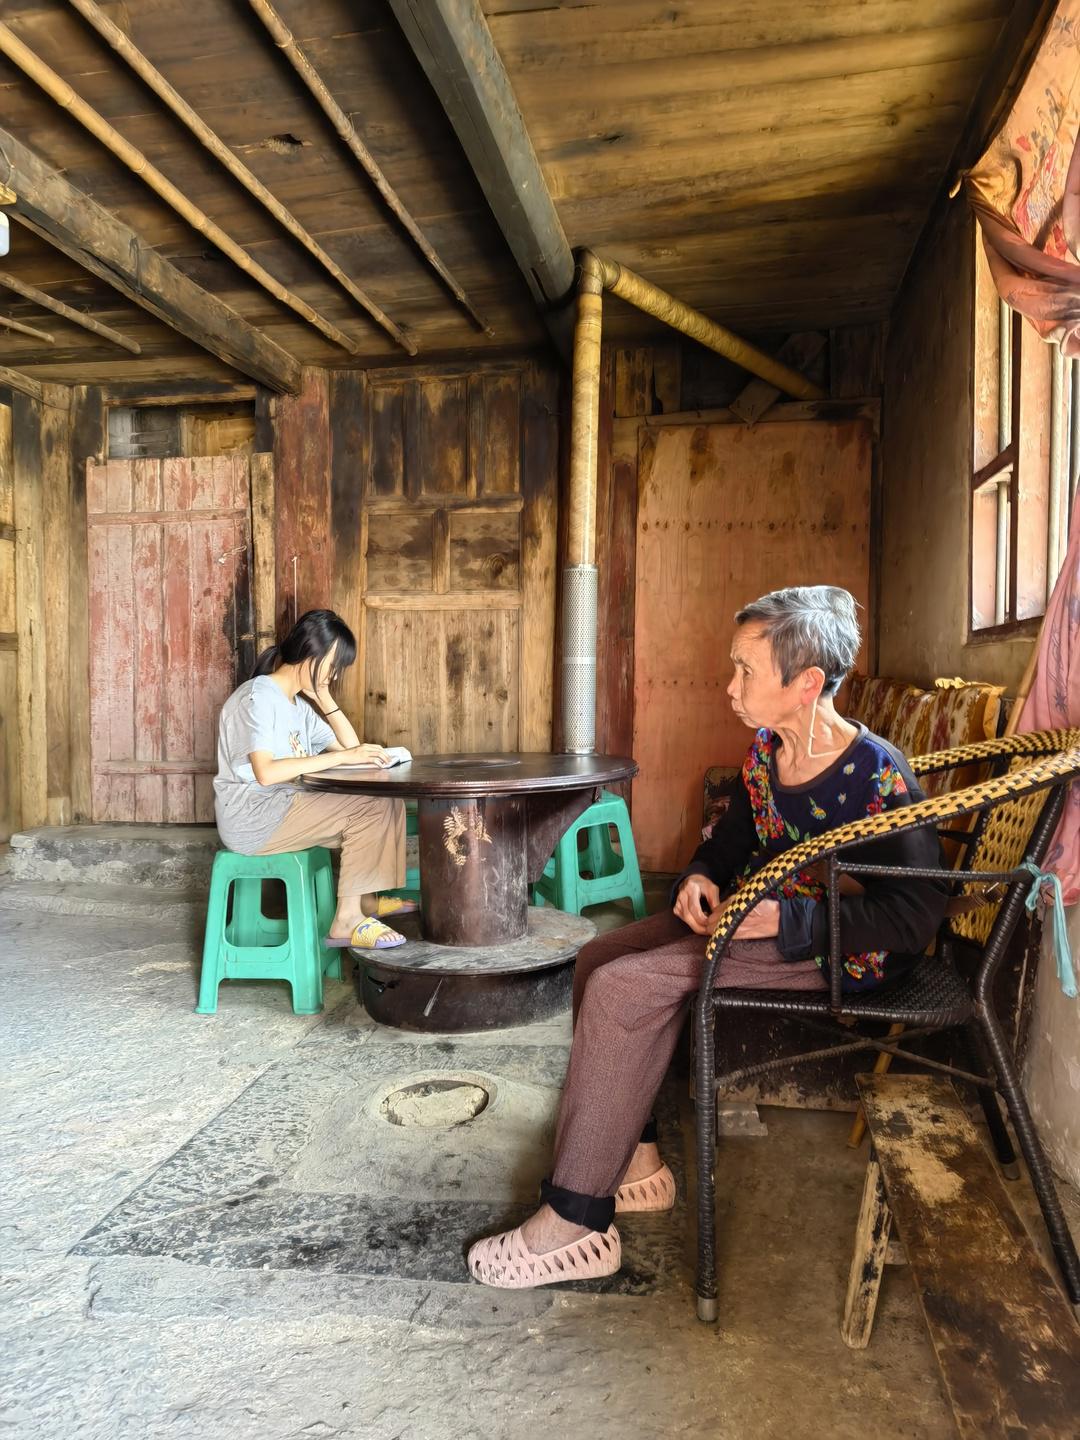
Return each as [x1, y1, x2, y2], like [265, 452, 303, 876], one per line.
[467, 585, 948, 1289]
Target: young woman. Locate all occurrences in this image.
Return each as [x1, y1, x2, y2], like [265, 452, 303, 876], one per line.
[213, 609, 414, 950]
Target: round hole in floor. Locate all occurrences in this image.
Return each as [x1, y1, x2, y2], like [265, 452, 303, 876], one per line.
[380, 1077, 491, 1128]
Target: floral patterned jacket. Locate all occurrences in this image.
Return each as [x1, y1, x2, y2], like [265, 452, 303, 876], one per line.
[676, 726, 949, 993]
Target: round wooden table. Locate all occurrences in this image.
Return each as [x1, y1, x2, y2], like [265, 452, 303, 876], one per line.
[304, 752, 637, 947]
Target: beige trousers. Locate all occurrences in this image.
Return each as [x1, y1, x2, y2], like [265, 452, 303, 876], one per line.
[257, 790, 406, 897]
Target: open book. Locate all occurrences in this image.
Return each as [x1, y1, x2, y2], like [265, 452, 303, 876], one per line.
[332, 745, 412, 771]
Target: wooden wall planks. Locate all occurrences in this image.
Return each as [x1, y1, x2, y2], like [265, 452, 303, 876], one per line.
[272, 367, 332, 631]
[355, 359, 558, 754]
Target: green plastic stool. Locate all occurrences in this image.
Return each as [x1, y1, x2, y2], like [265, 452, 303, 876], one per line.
[196, 846, 340, 1016]
[401, 799, 421, 902]
[532, 790, 646, 919]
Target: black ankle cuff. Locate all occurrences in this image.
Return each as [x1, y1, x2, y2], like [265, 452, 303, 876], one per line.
[639, 1116, 658, 1145]
[540, 1179, 616, 1232]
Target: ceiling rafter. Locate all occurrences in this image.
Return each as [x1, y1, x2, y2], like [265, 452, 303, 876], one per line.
[65, 0, 416, 357]
[0, 19, 392, 358]
[0, 267, 141, 353]
[0, 124, 302, 393]
[248, 0, 491, 339]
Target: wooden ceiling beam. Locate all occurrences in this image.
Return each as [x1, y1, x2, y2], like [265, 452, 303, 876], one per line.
[0, 361, 44, 403]
[0, 267, 141, 353]
[388, 0, 574, 357]
[0, 126, 302, 393]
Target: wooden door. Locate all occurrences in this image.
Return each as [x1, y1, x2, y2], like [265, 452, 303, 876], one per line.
[632, 419, 872, 871]
[356, 364, 558, 753]
[87, 455, 252, 823]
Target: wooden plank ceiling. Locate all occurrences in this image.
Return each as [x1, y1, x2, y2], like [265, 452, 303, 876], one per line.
[0, 0, 1010, 385]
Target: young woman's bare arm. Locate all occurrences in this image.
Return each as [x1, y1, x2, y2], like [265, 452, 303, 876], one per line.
[249, 744, 390, 787]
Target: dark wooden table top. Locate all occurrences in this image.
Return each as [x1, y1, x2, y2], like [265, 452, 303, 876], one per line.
[302, 751, 637, 798]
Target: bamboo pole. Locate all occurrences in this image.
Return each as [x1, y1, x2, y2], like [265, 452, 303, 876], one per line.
[595, 257, 827, 401]
[0, 267, 140, 352]
[568, 252, 604, 569]
[0, 20, 366, 356]
[65, 0, 414, 356]
[248, 0, 491, 336]
[0, 312, 54, 343]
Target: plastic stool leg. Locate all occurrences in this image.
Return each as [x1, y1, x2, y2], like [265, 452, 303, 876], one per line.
[230, 876, 263, 947]
[195, 867, 229, 1014]
[311, 851, 342, 980]
[283, 863, 323, 1015]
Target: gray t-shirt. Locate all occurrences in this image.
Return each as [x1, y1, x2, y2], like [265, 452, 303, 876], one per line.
[213, 676, 337, 853]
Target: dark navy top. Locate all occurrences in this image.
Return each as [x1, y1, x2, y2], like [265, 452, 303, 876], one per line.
[680, 725, 949, 992]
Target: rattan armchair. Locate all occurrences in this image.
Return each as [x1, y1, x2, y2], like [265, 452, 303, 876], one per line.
[693, 728, 1080, 1323]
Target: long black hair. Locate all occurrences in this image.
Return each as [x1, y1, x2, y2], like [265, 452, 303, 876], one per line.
[252, 610, 357, 692]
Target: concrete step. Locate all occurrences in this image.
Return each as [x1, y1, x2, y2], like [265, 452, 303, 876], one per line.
[8, 824, 219, 891]
[0, 879, 205, 921]
[7, 823, 420, 891]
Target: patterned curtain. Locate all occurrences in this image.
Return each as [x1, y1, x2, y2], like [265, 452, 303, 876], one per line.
[965, 4, 1080, 353]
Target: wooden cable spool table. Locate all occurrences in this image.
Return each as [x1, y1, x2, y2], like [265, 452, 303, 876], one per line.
[303, 752, 638, 1030]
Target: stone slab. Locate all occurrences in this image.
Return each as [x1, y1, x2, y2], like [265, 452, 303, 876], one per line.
[359, 906, 596, 975]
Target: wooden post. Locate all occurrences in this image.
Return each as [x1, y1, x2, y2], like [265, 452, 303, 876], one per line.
[69, 387, 105, 824]
[40, 383, 71, 824]
[841, 1155, 893, 1349]
[12, 392, 47, 830]
[249, 452, 276, 657]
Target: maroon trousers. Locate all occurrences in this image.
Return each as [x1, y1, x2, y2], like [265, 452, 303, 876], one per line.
[551, 909, 825, 1200]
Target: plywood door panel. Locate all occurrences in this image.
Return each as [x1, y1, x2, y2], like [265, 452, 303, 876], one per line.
[87, 454, 252, 823]
[632, 419, 872, 871]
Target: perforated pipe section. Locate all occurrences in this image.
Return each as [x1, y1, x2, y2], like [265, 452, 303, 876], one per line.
[562, 563, 598, 753]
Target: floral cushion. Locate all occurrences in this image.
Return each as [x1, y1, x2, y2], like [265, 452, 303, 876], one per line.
[846, 674, 914, 738]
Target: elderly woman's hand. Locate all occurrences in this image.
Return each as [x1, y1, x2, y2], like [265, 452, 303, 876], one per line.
[733, 898, 780, 939]
[674, 874, 721, 934]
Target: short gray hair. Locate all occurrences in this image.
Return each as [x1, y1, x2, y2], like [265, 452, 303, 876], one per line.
[734, 586, 860, 695]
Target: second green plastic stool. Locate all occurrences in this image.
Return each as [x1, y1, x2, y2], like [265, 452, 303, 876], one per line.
[532, 790, 646, 919]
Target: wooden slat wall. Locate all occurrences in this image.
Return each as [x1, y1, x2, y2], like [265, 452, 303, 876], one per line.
[345, 359, 559, 754]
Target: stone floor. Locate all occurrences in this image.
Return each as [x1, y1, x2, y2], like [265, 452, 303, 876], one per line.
[2, 866, 1077, 1440]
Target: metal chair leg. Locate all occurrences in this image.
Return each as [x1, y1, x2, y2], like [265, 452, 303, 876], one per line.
[976, 1005, 1080, 1306]
[962, 1022, 1019, 1179]
[695, 998, 719, 1322]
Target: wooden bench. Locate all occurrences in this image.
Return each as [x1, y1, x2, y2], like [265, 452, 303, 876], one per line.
[842, 1074, 1080, 1438]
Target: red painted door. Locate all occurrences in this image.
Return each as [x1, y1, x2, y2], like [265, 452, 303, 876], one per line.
[87, 455, 253, 823]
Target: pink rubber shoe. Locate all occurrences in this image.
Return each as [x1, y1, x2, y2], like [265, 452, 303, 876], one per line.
[467, 1223, 621, 1289]
[615, 1163, 676, 1213]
